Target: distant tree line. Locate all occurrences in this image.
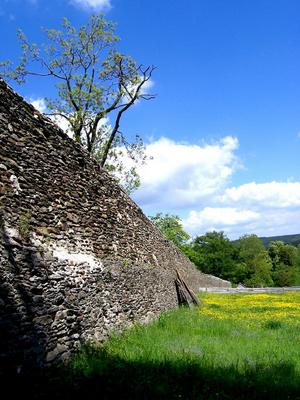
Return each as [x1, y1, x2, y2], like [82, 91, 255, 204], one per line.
[150, 213, 300, 287]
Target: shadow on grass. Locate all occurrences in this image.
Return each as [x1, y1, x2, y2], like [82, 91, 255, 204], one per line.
[2, 346, 300, 400]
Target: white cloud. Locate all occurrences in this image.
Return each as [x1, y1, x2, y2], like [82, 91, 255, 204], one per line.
[123, 78, 155, 104]
[184, 207, 259, 231]
[132, 136, 239, 209]
[220, 181, 300, 208]
[126, 134, 300, 239]
[182, 207, 261, 238]
[30, 97, 71, 135]
[30, 98, 47, 113]
[181, 180, 300, 239]
[182, 206, 300, 239]
[51, 115, 72, 135]
[137, 78, 154, 97]
[141, 78, 154, 93]
[69, 0, 111, 11]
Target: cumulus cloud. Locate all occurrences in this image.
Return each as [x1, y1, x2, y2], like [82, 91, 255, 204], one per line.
[126, 135, 300, 239]
[30, 98, 47, 113]
[191, 208, 261, 238]
[131, 136, 239, 209]
[69, 0, 111, 11]
[183, 207, 259, 234]
[122, 78, 155, 105]
[182, 206, 300, 239]
[30, 97, 71, 135]
[141, 78, 154, 94]
[181, 181, 300, 239]
[220, 181, 300, 208]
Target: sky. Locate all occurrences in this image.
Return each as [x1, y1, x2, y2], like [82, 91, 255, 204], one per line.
[1, 0, 300, 239]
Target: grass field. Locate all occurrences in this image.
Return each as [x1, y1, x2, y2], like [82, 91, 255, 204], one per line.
[61, 292, 300, 399]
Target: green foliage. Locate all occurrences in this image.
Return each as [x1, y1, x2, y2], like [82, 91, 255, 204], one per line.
[235, 235, 273, 287]
[149, 213, 190, 251]
[269, 241, 299, 267]
[0, 14, 156, 193]
[272, 263, 300, 287]
[18, 210, 32, 240]
[191, 231, 237, 281]
[243, 254, 273, 288]
[235, 234, 265, 263]
[122, 258, 131, 268]
[268, 241, 300, 286]
[149, 212, 300, 287]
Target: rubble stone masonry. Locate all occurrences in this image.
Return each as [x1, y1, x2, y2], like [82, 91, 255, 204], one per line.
[0, 78, 230, 373]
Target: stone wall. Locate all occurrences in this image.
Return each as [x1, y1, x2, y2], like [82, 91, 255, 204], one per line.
[0, 78, 230, 374]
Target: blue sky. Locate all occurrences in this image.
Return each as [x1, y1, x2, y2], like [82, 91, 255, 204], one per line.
[1, 0, 300, 239]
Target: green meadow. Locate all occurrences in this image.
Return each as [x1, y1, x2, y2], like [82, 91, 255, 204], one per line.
[58, 292, 300, 399]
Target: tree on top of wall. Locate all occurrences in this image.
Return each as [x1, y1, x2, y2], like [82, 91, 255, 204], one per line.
[0, 14, 156, 193]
